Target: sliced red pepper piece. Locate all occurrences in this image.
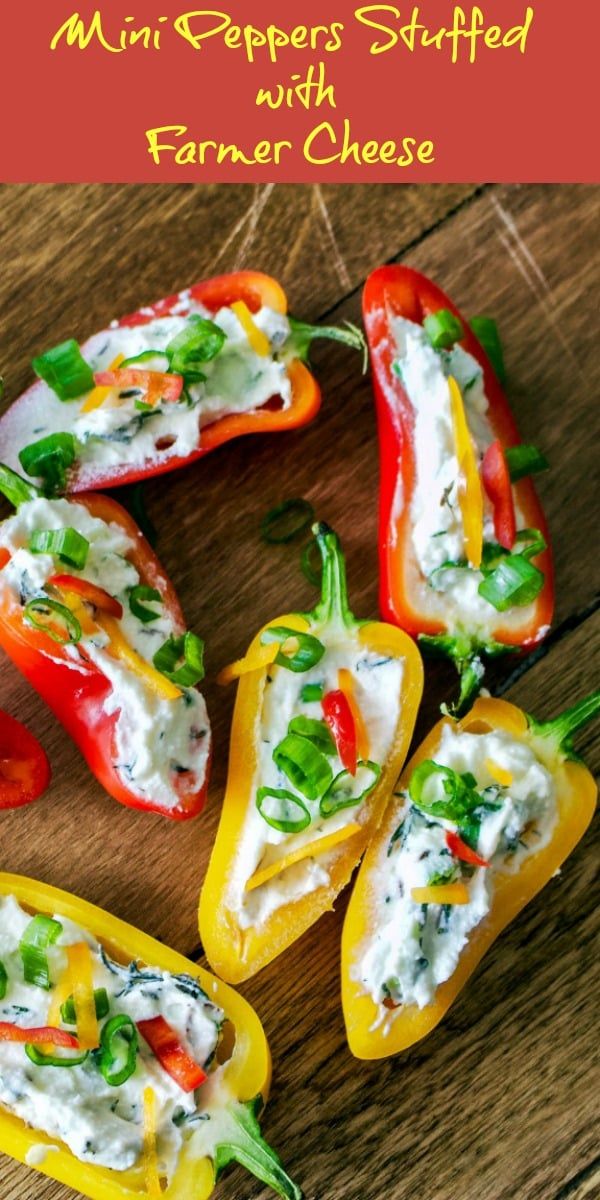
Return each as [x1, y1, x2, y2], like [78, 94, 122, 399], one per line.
[446, 829, 490, 868]
[48, 574, 123, 619]
[93, 368, 183, 405]
[0, 1023, 79, 1047]
[322, 689, 357, 776]
[137, 1015, 207, 1093]
[0, 710, 50, 810]
[481, 439, 517, 551]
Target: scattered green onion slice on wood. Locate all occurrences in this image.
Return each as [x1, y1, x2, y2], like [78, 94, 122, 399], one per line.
[261, 499, 314, 545]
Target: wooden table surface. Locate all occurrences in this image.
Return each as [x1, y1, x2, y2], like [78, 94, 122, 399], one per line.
[0, 183, 598, 1200]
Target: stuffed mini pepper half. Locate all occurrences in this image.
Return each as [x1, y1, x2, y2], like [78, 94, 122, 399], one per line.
[0, 271, 364, 493]
[0, 872, 301, 1199]
[200, 523, 424, 983]
[0, 465, 209, 819]
[342, 691, 599, 1059]
[363, 266, 553, 710]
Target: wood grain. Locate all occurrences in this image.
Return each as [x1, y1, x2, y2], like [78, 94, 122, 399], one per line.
[0, 183, 597, 1200]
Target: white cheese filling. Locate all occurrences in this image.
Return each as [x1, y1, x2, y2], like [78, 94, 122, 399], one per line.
[23, 299, 292, 471]
[0, 497, 210, 811]
[354, 724, 556, 1013]
[226, 636, 404, 929]
[0, 895, 223, 1173]
[390, 316, 537, 640]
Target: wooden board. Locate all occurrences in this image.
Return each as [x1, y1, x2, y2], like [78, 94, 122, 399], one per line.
[0, 183, 597, 1200]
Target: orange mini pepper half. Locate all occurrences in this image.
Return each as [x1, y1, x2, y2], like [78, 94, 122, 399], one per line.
[200, 522, 424, 984]
[0, 873, 302, 1200]
[342, 691, 599, 1059]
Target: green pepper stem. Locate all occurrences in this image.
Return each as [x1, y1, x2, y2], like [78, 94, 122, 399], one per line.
[310, 522, 356, 631]
[528, 690, 600, 755]
[0, 464, 40, 509]
[419, 632, 515, 718]
[286, 317, 368, 372]
[214, 1098, 303, 1200]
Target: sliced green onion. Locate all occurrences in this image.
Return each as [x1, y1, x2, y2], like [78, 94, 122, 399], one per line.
[261, 626, 325, 674]
[514, 527, 547, 560]
[423, 309, 463, 351]
[29, 528, 89, 570]
[120, 350, 170, 372]
[478, 555, 544, 612]
[301, 538, 322, 588]
[0, 961, 7, 1000]
[505, 443, 549, 482]
[19, 915, 62, 990]
[153, 631, 205, 686]
[285, 317, 368, 371]
[320, 760, 381, 817]
[409, 761, 481, 823]
[19, 432, 77, 494]
[301, 682, 324, 703]
[25, 1044, 89, 1068]
[98, 1014, 139, 1086]
[129, 585, 162, 624]
[24, 598, 82, 645]
[60, 988, 109, 1025]
[469, 316, 506, 385]
[166, 315, 226, 379]
[260, 499, 314, 545]
[287, 716, 335, 756]
[427, 865, 460, 887]
[0, 464, 40, 509]
[272, 733, 332, 802]
[32, 340, 94, 402]
[256, 786, 311, 834]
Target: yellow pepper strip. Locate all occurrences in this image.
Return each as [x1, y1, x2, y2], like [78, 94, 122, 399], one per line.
[485, 758, 513, 787]
[217, 642, 278, 686]
[230, 300, 271, 357]
[99, 615, 181, 701]
[246, 823, 362, 893]
[66, 942, 99, 1051]
[411, 882, 470, 906]
[448, 375, 483, 569]
[338, 669, 370, 760]
[42, 968, 73, 1054]
[59, 591, 97, 637]
[142, 1087, 163, 1199]
[80, 353, 125, 413]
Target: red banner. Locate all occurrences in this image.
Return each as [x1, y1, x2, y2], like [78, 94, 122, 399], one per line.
[1, 0, 597, 183]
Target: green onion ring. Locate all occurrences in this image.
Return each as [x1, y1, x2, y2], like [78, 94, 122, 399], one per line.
[272, 732, 333, 802]
[256, 786, 311, 833]
[320, 760, 381, 817]
[25, 1044, 89, 1068]
[24, 598, 82, 645]
[261, 499, 315, 545]
[153, 631, 205, 686]
[98, 1014, 139, 1087]
[128, 585, 162, 624]
[19, 915, 62, 990]
[261, 626, 325, 674]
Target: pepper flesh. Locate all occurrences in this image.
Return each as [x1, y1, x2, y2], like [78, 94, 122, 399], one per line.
[0, 872, 302, 1200]
[342, 693, 598, 1060]
[0, 272, 321, 493]
[363, 265, 554, 688]
[0, 709, 50, 810]
[200, 523, 424, 984]
[0, 489, 209, 819]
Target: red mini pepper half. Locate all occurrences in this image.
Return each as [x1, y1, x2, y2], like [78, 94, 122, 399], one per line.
[0, 271, 365, 494]
[363, 265, 554, 710]
[0, 467, 210, 820]
[0, 709, 50, 810]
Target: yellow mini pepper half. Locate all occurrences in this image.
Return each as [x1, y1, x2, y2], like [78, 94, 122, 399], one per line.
[0, 873, 302, 1200]
[342, 691, 599, 1059]
[200, 523, 424, 984]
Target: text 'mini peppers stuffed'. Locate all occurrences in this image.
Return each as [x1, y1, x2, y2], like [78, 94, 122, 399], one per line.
[342, 690, 599, 1059]
[0, 872, 301, 1199]
[200, 523, 424, 983]
[363, 266, 553, 711]
[0, 271, 365, 494]
[0, 465, 210, 819]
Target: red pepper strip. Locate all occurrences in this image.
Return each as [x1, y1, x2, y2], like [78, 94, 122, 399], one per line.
[137, 1016, 207, 1093]
[93, 369, 183, 405]
[0, 710, 50, 810]
[0, 1023, 79, 1048]
[481, 439, 517, 551]
[446, 830, 489, 868]
[0, 548, 10, 571]
[322, 689, 357, 776]
[48, 574, 123, 619]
